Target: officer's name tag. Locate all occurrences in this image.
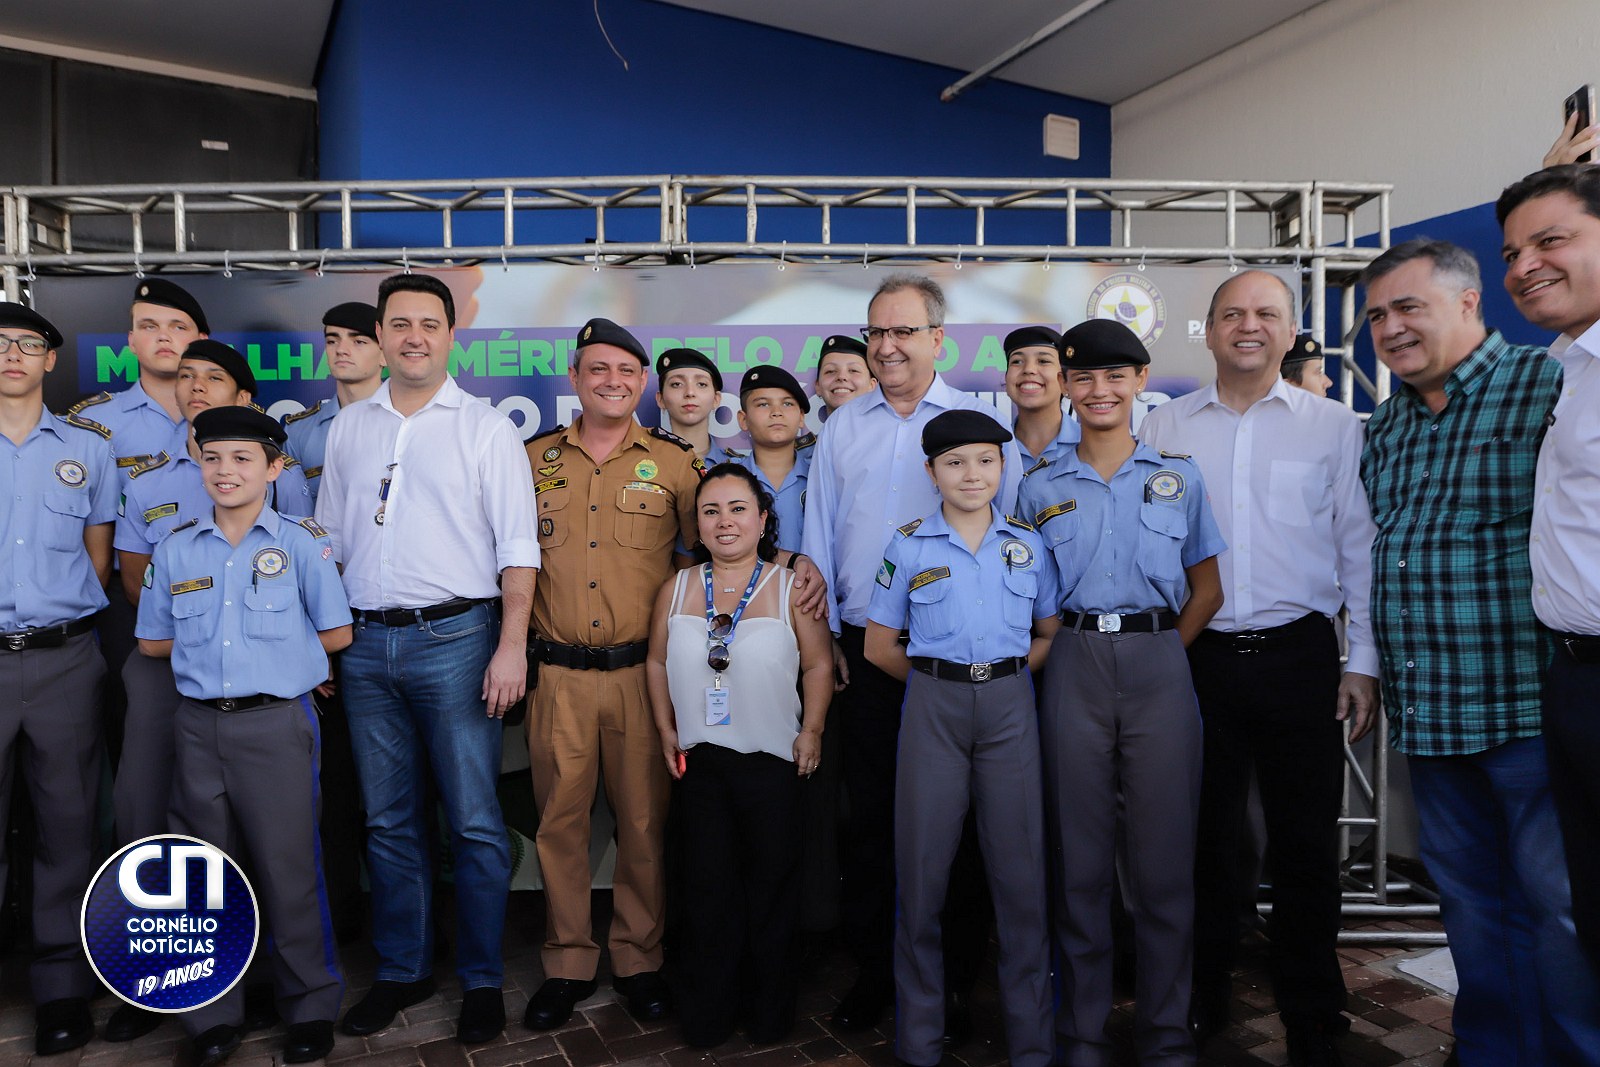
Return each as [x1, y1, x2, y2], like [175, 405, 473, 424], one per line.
[705, 686, 731, 727]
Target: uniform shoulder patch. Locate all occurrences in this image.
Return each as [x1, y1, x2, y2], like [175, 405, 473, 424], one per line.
[170, 518, 200, 534]
[63, 412, 113, 439]
[1005, 515, 1035, 532]
[67, 391, 113, 414]
[296, 517, 329, 538]
[128, 452, 171, 478]
[282, 400, 323, 425]
[1158, 450, 1191, 461]
[795, 431, 817, 450]
[649, 426, 696, 452]
[281, 455, 301, 468]
[1024, 456, 1048, 476]
[897, 517, 924, 537]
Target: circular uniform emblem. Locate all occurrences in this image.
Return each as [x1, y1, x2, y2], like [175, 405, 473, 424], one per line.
[251, 547, 289, 579]
[54, 459, 88, 487]
[542, 446, 561, 462]
[1146, 469, 1185, 502]
[81, 835, 259, 1012]
[635, 459, 659, 480]
[1086, 272, 1169, 345]
[1000, 538, 1034, 569]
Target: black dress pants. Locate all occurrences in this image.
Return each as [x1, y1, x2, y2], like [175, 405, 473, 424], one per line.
[1544, 641, 1600, 970]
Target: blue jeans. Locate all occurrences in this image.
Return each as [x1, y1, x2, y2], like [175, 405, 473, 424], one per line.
[1409, 736, 1600, 1067]
[342, 603, 510, 990]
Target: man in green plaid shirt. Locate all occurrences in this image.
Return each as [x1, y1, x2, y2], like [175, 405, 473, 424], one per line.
[1361, 238, 1600, 1066]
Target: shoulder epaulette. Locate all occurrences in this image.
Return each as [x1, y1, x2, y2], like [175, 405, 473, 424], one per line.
[282, 400, 323, 425]
[897, 518, 924, 537]
[1024, 456, 1048, 476]
[795, 431, 817, 450]
[1005, 515, 1035, 532]
[296, 517, 329, 538]
[128, 452, 171, 478]
[170, 518, 200, 534]
[529, 424, 565, 443]
[248, 401, 267, 414]
[281, 455, 301, 469]
[67, 391, 113, 415]
[649, 426, 695, 452]
[63, 412, 112, 439]
[1158, 450, 1191, 461]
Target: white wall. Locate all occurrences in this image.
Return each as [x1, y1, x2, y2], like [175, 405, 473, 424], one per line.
[1113, 0, 1600, 231]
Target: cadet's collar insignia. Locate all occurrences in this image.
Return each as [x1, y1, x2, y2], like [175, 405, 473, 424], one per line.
[897, 517, 924, 537]
[796, 431, 817, 450]
[535, 477, 568, 494]
[540, 517, 554, 538]
[722, 447, 747, 459]
[141, 563, 154, 589]
[635, 458, 659, 480]
[305, 465, 323, 480]
[54, 459, 87, 487]
[1035, 500, 1076, 525]
[908, 566, 951, 591]
[542, 445, 561, 462]
[252, 547, 289, 578]
[1024, 456, 1048, 476]
[537, 464, 561, 477]
[171, 518, 200, 533]
[282, 400, 322, 425]
[1146, 469, 1185, 502]
[1005, 514, 1034, 532]
[1000, 538, 1034, 569]
[295, 517, 328, 537]
[1158, 449, 1191, 461]
[170, 576, 213, 595]
[143, 502, 179, 523]
[875, 558, 896, 589]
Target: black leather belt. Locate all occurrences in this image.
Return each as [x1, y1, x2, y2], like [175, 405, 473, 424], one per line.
[531, 638, 649, 671]
[0, 616, 96, 652]
[1196, 611, 1327, 652]
[1061, 610, 1177, 634]
[200, 694, 282, 713]
[1555, 632, 1600, 665]
[354, 597, 495, 627]
[911, 655, 1026, 683]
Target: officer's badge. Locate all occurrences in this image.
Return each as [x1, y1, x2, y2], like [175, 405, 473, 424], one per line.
[138, 284, 150, 299]
[876, 558, 895, 589]
[635, 459, 659, 480]
[535, 478, 567, 495]
[1146, 470, 1185, 502]
[1062, 346, 1075, 360]
[537, 464, 561, 477]
[142, 563, 154, 589]
[540, 517, 554, 538]
[252, 547, 289, 579]
[542, 446, 561, 462]
[54, 459, 87, 487]
[1000, 538, 1034, 569]
[582, 325, 592, 341]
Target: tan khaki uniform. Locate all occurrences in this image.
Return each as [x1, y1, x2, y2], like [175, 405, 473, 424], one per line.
[525, 418, 701, 979]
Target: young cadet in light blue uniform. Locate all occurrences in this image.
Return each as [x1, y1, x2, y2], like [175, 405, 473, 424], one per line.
[719, 365, 814, 552]
[1004, 325, 1081, 473]
[1016, 319, 1225, 1067]
[866, 409, 1060, 1067]
[281, 301, 385, 510]
[136, 406, 351, 1067]
[0, 302, 118, 1056]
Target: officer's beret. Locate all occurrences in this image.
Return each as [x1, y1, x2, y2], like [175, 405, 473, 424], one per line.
[576, 317, 647, 366]
[1003, 325, 1062, 354]
[922, 409, 1013, 459]
[1281, 334, 1323, 364]
[739, 364, 807, 409]
[131, 278, 209, 335]
[192, 405, 287, 449]
[322, 301, 378, 340]
[180, 338, 257, 394]
[820, 334, 869, 361]
[656, 347, 722, 392]
[1058, 319, 1150, 369]
[0, 301, 62, 349]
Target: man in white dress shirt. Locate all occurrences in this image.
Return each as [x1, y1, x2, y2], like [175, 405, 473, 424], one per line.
[1139, 270, 1379, 1067]
[315, 273, 538, 1046]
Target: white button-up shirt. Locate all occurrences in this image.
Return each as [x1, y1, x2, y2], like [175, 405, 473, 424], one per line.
[1139, 378, 1378, 676]
[801, 375, 1022, 631]
[315, 375, 538, 610]
[1531, 320, 1600, 635]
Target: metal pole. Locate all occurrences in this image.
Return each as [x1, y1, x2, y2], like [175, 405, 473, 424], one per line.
[940, 0, 1113, 102]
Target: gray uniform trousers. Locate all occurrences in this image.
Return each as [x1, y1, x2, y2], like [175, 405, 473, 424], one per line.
[115, 651, 180, 844]
[1043, 627, 1201, 1067]
[0, 631, 104, 1002]
[894, 668, 1052, 1067]
[169, 695, 344, 1035]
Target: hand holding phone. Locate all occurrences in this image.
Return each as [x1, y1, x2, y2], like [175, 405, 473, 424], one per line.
[1563, 85, 1597, 164]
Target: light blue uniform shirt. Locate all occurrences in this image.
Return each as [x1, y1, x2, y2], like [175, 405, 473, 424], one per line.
[1014, 407, 1082, 472]
[722, 438, 814, 552]
[1017, 441, 1225, 615]
[0, 413, 118, 629]
[281, 397, 341, 509]
[137, 507, 350, 700]
[116, 420, 312, 554]
[868, 506, 1058, 662]
[802, 376, 1024, 632]
[65, 383, 183, 486]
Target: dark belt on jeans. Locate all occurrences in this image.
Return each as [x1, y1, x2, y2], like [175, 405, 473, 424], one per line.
[910, 655, 1026, 683]
[1555, 632, 1600, 665]
[1195, 611, 1326, 652]
[0, 616, 96, 652]
[199, 694, 282, 713]
[530, 638, 649, 671]
[1061, 609, 1177, 634]
[354, 597, 494, 627]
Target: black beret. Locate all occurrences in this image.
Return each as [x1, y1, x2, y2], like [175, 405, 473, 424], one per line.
[323, 301, 378, 340]
[131, 278, 209, 335]
[192, 405, 287, 449]
[1058, 319, 1150, 369]
[180, 338, 257, 394]
[1281, 334, 1324, 364]
[739, 364, 807, 409]
[656, 347, 723, 392]
[576, 317, 647, 366]
[1003, 325, 1062, 354]
[0, 301, 62, 349]
[922, 409, 1013, 459]
[820, 334, 869, 360]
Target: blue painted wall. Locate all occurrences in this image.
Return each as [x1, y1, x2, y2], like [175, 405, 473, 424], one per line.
[316, 0, 1111, 250]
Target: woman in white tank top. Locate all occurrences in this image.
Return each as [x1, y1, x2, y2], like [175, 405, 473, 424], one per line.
[646, 464, 833, 1048]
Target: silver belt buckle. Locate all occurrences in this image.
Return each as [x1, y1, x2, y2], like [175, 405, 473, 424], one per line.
[5, 634, 24, 651]
[969, 661, 992, 682]
[1097, 614, 1122, 634]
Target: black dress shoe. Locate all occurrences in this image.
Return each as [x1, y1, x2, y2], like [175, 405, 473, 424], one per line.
[283, 1019, 335, 1063]
[105, 1002, 163, 1042]
[1287, 1023, 1344, 1067]
[457, 987, 505, 1044]
[340, 976, 437, 1036]
[242, 982, 280, 1032]
[1188, 986, 1230, 1050]
[831, 978, 891, 1032]
[35, 997, 93, 1056]
[523, 978, 597, 1030]
[942, 990, 973, 1048]
[192, 1023, 242, 1067]
[612, 970, 672, 1022]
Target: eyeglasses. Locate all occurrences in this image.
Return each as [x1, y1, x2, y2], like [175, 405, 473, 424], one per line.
[860, 325, 936, 344]
[707, 612, 733, 673]
[0, 336, 49, 356]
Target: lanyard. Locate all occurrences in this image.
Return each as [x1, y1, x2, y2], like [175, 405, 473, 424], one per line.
[703, 559, 765, 642]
